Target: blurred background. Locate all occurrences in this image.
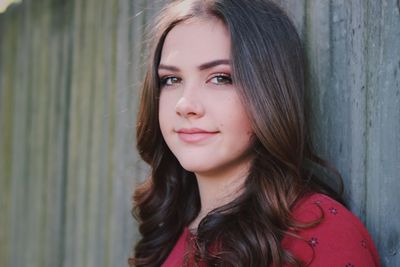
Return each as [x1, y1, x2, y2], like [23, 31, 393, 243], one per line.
[0, 0, 399, 266]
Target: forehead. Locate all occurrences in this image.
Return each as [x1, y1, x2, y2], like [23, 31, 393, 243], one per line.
[160, 18, 231, 66]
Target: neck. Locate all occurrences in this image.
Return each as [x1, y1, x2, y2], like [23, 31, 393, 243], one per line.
[189, 160, 251, 232]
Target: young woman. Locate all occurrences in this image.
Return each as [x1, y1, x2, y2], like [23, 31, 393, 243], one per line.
[131, 0, 380, 266]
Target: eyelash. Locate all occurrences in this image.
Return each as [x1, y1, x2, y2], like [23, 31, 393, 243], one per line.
[160, 76, 181, 86]
[209, 73, 232, 85]
[159, 73, 232, 87]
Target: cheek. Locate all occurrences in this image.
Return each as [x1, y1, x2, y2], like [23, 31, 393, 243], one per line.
[158, 92, 179, 143]
[158, 94, 171, 134]
[219, 102, 253, 147]
[232, 118, 253, 144]
[233, 108, 253, 147]
[227, 99, 253, 135]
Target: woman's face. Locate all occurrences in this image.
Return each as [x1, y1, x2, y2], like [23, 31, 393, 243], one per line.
[158, 18, 253, 178]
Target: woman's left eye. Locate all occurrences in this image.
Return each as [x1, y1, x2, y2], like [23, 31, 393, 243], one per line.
[209, 74, 232, 85]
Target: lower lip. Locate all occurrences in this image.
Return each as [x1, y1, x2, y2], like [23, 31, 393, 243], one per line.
[177, 132, 218, 143]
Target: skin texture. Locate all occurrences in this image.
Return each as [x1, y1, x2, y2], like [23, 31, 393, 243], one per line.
[158, 18, 253, 228]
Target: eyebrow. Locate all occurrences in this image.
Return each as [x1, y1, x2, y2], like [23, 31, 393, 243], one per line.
[158, 59, 231, 72]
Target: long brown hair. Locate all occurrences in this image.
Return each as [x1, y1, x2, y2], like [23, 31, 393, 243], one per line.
[132, 0, 343, 266]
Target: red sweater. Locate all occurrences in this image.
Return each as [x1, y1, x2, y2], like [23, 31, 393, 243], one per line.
[162, 194, 380, 266]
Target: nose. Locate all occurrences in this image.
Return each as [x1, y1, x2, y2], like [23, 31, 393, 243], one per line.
[175, 90, 204, 118]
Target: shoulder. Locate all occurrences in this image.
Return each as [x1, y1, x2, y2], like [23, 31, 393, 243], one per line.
[282, 193, 381, 266]
[162, 228, 190, 267]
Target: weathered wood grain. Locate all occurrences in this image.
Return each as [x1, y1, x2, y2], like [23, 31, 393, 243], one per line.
[0, 6, 19, 267]
[0, 0, 398, 266]
[364, 1, 400, 265]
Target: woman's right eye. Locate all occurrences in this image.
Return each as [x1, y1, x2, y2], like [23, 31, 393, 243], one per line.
[160, 76, 181, 86]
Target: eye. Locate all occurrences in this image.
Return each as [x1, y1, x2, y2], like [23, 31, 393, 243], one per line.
[208, 74, 232, 85]
[160, 76, 182, 86]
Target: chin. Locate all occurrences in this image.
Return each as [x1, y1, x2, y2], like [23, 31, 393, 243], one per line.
[178, 160, 212, 174]
[180, 164, 206, 174]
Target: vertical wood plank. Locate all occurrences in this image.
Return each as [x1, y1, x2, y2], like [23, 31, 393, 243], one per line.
[86, 0, 105, 265]
[0, 7, 19, 267]
[328, 0, 369, 217]
[64, 0, 86, 266]
[302, 0, 368, 217]
[111, 0, 142, 265]
[0, 0, 399, 266]
[365, 0, 400, 265]
[9, 2, 33, 266]
[46, 1, 73, 265]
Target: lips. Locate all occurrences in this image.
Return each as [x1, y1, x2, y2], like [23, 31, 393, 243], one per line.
[175, 128, 219, 143]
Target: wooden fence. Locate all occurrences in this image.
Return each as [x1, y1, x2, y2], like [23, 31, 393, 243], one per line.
[0, 0, 399, 266]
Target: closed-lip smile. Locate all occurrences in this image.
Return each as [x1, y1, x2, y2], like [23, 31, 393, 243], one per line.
[175, 128, 219, 143]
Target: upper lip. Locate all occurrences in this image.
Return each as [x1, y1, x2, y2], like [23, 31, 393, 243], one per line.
[175, 128, 218, 134]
